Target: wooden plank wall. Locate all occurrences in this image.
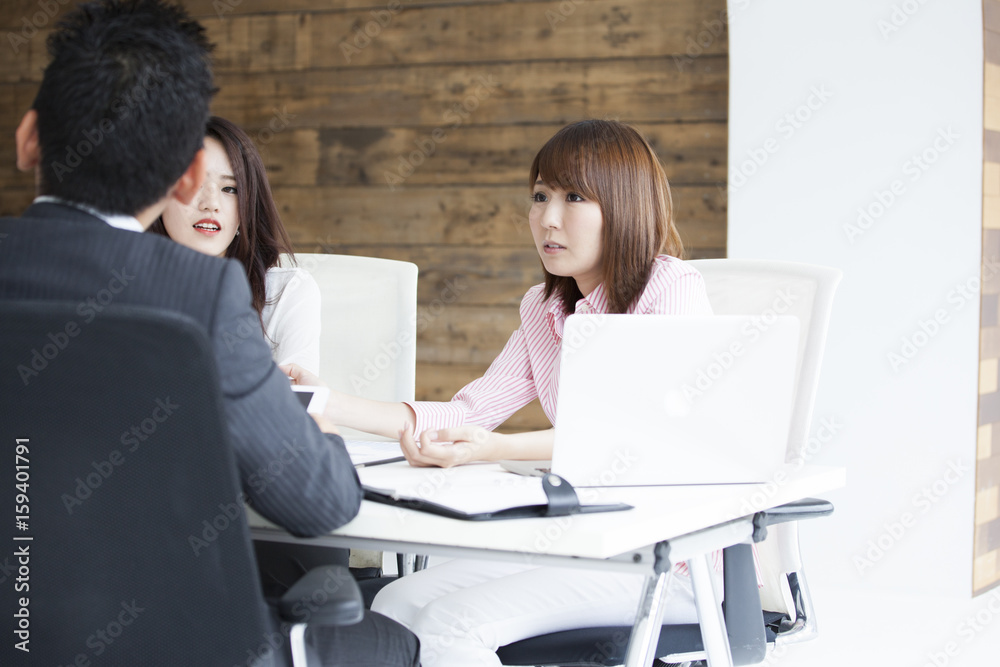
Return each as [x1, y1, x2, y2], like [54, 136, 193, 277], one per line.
[978, 0, 1000, 596]
[0, 0, 729, 432]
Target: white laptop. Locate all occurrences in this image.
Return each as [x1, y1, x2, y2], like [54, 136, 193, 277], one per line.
[503, 314, 799, 486]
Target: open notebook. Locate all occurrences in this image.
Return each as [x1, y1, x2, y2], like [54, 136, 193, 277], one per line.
[355, 461, 631, 520]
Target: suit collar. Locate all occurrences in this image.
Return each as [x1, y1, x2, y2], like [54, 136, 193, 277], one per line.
[23, 199, 143, 232]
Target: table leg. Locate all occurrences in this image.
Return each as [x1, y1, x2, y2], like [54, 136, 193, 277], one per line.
[689, 553, 734, 667]
[622, 570, 671, 667]
[397, 553, 417, 576]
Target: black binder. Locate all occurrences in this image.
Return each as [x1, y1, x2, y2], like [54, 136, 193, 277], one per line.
[362, 473, 632, 521]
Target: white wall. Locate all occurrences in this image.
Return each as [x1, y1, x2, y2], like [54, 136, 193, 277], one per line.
[727, 0, 984, 598]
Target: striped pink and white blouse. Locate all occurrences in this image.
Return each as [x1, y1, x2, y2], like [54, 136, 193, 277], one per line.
[406, 255, 714, 435]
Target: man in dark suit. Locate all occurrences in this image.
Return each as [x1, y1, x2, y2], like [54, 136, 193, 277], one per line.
[0, 1, 419, 664]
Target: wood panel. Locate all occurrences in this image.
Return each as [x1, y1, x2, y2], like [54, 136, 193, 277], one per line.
[211, 57, 728, 130]
[415, 303, 519, 365]
[247, 122, 725, 188]
[0, 56, 728, 128]
[978, 7, 1000, 596]
[199, 0, 726, 71]
[0, 25, 50, 83]
[0, 0, 548, 25]
[0, 188, 34, 216]
[0, 83, 37, 130]
[0, 140, 34, 194]
[278, 184, 725, 248]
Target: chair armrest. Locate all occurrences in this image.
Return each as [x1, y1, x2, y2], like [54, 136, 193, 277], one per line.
[752, 498, 834, 543]
[278, 565, 365, 626]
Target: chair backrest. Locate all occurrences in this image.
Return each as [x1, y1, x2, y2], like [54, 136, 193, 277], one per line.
[686, 259, 842, 463]
[687, 259, 842, 616]
[289, 253, 418, 408]
[0, 301, 273, 665]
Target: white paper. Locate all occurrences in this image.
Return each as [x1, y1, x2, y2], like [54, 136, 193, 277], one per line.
[345, 439, 405, 466]
[357, 463, 549, 515]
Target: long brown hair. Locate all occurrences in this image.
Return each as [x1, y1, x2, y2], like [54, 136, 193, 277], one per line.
[149, 116, 295, 327]
[530, 120, 683, 314]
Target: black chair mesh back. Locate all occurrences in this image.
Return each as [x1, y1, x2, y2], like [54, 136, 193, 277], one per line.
[1, 302, 274, 666]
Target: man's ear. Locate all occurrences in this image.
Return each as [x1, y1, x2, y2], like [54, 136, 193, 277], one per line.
[15, 110, 41, 171]
[170, 148, 206, 206]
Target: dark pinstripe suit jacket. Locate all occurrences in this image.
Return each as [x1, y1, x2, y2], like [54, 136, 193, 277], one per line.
[0, 202, 362, 537]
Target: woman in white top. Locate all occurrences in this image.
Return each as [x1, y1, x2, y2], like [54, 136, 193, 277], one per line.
[150, 116, 321, 374]
[151, 116, 334, 595]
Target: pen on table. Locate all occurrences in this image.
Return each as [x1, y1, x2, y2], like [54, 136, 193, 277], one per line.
[354, 456, 407, 469]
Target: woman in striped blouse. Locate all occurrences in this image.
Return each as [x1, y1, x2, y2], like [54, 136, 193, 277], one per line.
[287, 119, 717, 666]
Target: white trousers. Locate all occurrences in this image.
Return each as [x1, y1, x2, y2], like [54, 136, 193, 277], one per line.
[371, 559, 716, 667]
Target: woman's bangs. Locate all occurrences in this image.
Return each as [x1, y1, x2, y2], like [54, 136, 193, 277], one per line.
[532, 132, 597, 199]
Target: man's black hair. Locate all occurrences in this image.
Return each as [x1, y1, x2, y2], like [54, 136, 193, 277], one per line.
[33, 0, 215, 216]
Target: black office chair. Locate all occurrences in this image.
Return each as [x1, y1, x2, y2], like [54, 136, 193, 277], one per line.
[0, 301, 363, 666]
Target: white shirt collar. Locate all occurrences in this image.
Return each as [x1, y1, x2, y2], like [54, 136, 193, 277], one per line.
[33, 196, 144, 233]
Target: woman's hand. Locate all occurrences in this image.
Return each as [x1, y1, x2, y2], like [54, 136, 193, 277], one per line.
[280, 362, 326, 388]
[281, 364, 341, 434]
[398, 423, 503, 468]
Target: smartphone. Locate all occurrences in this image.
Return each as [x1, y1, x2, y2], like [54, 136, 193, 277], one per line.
[291, 384, 330, 415]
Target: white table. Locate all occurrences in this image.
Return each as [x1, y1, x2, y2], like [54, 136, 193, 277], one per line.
[249, 462, 845, 667]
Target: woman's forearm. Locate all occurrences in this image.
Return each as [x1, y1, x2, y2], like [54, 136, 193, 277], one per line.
[325, 389, 415, 439]
[488, 428, 555, 461]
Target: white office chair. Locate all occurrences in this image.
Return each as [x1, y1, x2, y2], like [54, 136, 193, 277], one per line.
[270, 253, 419, 571]
[287, 253, 418, 413]
[496, 258, 843, 667]
[680, 258, 844, 661]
